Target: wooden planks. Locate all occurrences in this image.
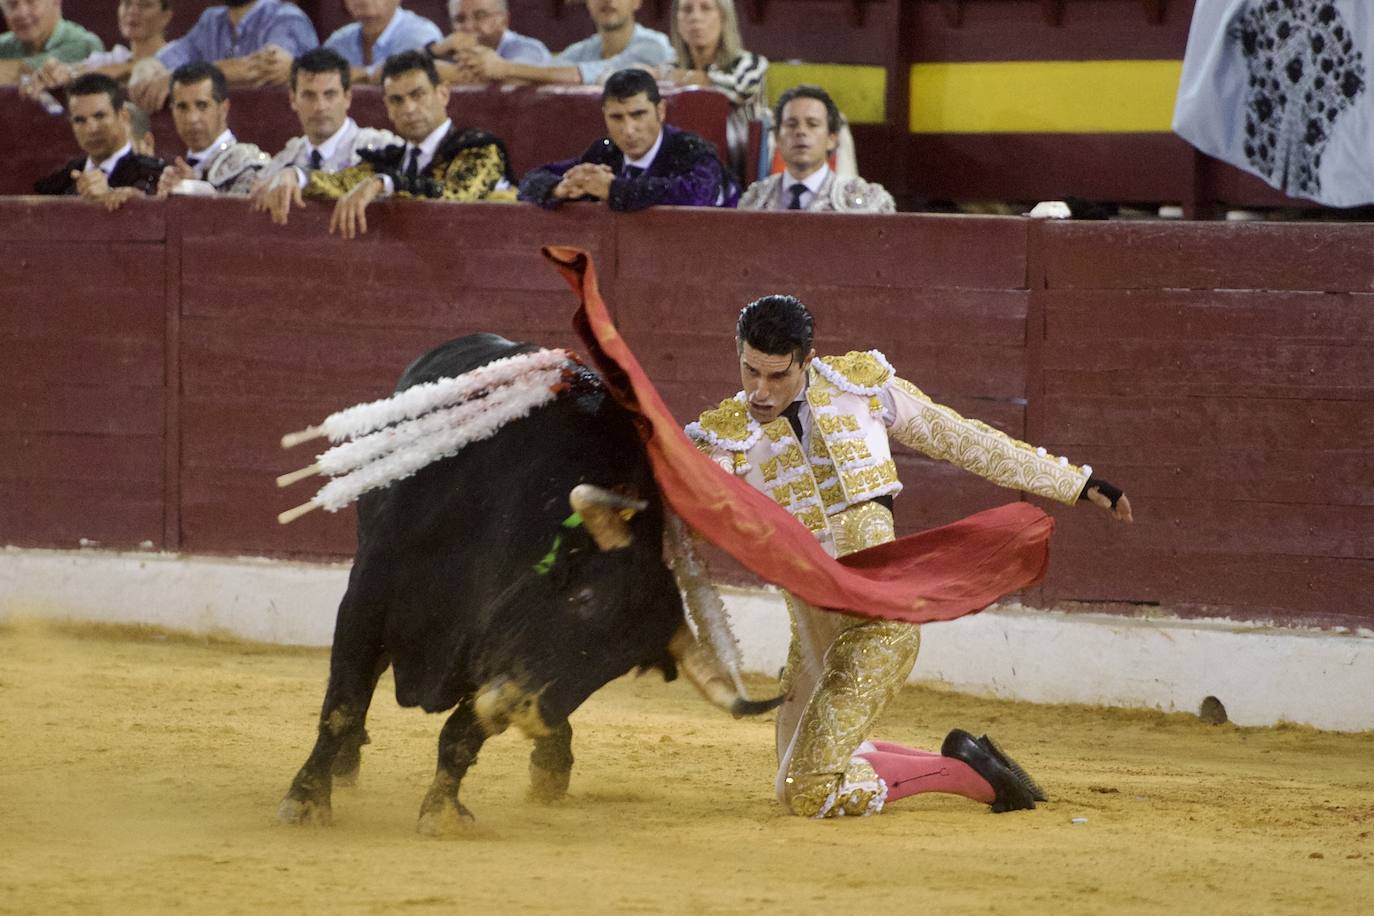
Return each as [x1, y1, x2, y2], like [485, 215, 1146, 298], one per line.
[5, 197, 1373, 628]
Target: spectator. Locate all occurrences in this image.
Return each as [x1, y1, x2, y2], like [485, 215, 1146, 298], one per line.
[738, 85, 893, 212]
[519, 67, 736, 210]
[323, 0, 440, 85]
[0, 0, 102, 85]
[250, 47, 398, 224]
[127, 99, 155, 155]
[665, 0, 764, 174]
[460, 0, 670, 85]
[21, 0, 172, 98]
[130, 0, 318, 110]
[308, 50, 515, 239]
[33, 72, 163, 210]
[427, 0, 549, 76]
[156, 61, 268, 196]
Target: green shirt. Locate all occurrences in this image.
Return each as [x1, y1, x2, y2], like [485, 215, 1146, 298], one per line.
[0, 18, 104, 69]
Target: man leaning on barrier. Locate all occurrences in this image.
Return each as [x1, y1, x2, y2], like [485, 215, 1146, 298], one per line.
[307, 49, 516, 239]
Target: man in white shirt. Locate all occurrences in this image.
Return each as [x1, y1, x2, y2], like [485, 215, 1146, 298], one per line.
[738, 84, 895, 213]
[33, 71, 164, 208]
[311, 50, 513, 239]
[250, 47, 397, 225]
[156, 60, 268, 196]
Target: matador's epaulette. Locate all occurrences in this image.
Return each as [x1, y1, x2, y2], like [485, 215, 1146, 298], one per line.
[685, 397, 761, 452]
[811, 350, 895, 396]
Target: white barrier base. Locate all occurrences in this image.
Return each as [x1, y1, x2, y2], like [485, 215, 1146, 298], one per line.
[3, 547, 1371, 732]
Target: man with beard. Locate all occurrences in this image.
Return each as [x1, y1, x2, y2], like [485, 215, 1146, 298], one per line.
[129, 0, 318, 110]
[34, 72, 164, 209]
[738, 85, 894, 213]
[156, 60, 268, 196]
[519, 68, 735, 211]
[457, 0, 669, 85]
[309, 50, 515, 239]
[250, 47, 398, 225]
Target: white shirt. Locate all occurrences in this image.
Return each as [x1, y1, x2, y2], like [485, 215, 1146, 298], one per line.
[187, 129, 236, 176]
[87, 141, 132, 176]
[378, 118, 452, 197]
[779, 163, 829, 211]
[292, 117, 357, 187]
[621, 128, 664, 175]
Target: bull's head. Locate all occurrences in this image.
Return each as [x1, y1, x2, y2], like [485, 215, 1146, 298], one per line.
[569, 484, 783, 719]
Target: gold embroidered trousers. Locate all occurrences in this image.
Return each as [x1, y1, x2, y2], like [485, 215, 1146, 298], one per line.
[775, 501, 923, 818]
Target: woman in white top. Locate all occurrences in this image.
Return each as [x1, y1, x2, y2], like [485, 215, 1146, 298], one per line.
[23, 0, 172, 101]
[665, 0, 767, 176]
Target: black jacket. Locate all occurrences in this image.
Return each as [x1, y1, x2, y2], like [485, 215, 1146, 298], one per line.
[34, 151, 166, 196]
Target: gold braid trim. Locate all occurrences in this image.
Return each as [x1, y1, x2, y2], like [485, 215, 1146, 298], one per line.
[303, 162, 377, 200]
[428, 143, 508, 201]
[813, 351, 893, 395]
[686, 398, 759, 451]
[888, 376, 1088, 505]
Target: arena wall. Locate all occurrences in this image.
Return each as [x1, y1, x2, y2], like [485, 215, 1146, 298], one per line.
[3, 197, 1371, 727]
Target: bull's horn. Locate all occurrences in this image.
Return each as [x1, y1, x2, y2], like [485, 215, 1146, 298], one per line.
[668, 624, 784, 719]
[569, 484, 646, 551]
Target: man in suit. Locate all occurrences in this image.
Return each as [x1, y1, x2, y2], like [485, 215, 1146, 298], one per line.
[250, 47, 397, 225]
[518, 67, 736, 211]
[155, 60, 269, 196]
[34, 71, 164, 210]
[312, 49, 515, 239]
[738, 84, 894, 213]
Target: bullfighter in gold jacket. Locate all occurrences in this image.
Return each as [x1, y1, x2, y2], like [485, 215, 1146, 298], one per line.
[688, 294, 1133, 819]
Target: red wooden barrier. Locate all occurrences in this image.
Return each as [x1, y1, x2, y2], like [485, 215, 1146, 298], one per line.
[3, 196, 1370, 629]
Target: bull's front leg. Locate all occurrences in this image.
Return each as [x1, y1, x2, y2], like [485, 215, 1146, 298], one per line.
[528, 719, 573, 803]
[330, 655, 389, 787]
[417, 697, 487, 837]
[279, 632, 386, 826]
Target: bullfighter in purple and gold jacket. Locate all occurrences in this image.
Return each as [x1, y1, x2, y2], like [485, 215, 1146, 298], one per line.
[518, 67, 737, 211]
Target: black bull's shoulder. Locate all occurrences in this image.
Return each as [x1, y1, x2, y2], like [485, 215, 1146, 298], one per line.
[344, 333, 682, 719]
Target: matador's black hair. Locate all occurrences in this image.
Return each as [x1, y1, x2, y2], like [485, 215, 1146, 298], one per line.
[736, 294, 814, 363]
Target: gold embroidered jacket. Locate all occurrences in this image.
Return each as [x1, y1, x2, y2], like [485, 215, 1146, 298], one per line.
[686, 350, 1091, 548]
[303, 125, 516, 202]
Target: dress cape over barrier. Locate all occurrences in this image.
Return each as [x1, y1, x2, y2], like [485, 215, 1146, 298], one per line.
[545, 245, 1054, 625]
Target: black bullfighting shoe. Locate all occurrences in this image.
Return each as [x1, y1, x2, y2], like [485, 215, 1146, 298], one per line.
[941, 728, 1038, 813]
[978, 733, 1047, 802]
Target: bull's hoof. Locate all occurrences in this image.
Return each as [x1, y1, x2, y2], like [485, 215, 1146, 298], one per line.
[416, 794, 475, 838]
[278, 795, 333, 826]
[527, 764, 571, 804]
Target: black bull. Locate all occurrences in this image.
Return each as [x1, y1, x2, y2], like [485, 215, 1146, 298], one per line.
[279, 334, 778, 835]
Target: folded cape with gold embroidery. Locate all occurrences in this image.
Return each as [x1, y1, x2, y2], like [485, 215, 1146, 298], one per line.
[545, 246, 1054, 624]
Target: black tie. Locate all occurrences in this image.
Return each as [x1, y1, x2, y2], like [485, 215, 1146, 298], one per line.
[787, 182, 806, 210]
[308, 149, 323, 170]
[780, 400, 804, 441]
[185, 155, 200, 168]
[404, 147, 421, 180]
[623, 164, 644, 179]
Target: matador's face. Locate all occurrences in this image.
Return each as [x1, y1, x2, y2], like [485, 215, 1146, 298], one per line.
[738, 342, 814, 425]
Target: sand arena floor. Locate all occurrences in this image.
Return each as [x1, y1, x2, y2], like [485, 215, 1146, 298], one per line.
[2, 621, 1372, 914]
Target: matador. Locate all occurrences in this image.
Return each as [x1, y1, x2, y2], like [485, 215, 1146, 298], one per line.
[687, 294, 1133, 819]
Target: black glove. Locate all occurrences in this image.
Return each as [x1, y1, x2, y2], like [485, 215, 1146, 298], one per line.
[1080, 476, 1123, 509]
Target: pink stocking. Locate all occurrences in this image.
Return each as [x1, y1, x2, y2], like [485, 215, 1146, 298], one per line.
[866, 740, 941, 758]
[859, 750, 995, 804]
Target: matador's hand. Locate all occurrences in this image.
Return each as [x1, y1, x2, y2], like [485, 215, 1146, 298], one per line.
[1086, 487, 1133, 522]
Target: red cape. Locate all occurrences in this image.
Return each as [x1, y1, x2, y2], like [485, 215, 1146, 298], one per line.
[545, 246, 1053, 624]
